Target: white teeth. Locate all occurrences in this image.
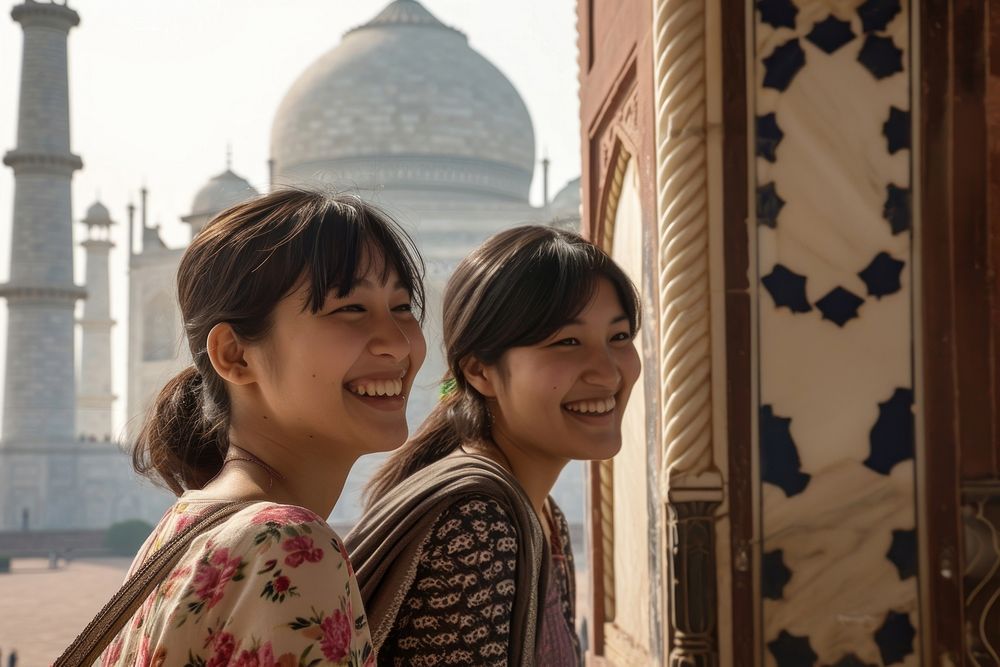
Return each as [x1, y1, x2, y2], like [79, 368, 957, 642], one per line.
[563, 396, 616, 414]
[348, 378, 403, 398]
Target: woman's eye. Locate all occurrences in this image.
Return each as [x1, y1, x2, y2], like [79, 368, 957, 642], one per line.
[331, 304, 365, 314]
[611, 331, 632, 342]
[392, 303, 413, 313]
[552, 337, 580, 346]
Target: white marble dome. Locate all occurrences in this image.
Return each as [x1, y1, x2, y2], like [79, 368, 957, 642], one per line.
[187, 168, 259, 218]
[549, 176, 580, 214]
[83, 201, 112, 226]
[270, 0, 536, 203]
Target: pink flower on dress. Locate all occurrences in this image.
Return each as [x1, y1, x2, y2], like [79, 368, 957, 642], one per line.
[101, 637, 123, 666]
[273, 575, 291, 594]
[250, 505, 321, 526]
[281, 535, 324, 568]
[160, 564, 191, 598]
[137, 636, 152, 667]
[174, 513, 197, 534]
[319, 609, 353, 662]
[193, 548, 243, 609]
[205, 631, 236, 667]
[232, 642, 278, 667]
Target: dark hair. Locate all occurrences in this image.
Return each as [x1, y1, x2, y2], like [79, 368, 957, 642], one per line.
[365, 224, 639, 505]
[133, 187, 424, 495]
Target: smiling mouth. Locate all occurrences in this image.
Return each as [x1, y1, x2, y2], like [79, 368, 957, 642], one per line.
[562, 396, 617, 416]
[346, 378, 404, 398]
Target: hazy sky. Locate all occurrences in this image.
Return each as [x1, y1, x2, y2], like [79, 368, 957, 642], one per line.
[0, 0, 581, 433]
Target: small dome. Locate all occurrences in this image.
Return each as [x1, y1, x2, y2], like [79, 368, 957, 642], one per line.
[549, 177, 581, 214]
[83, 201, 113, 226]
[187, 169, 259, 219]
[270, 0, 536, 203]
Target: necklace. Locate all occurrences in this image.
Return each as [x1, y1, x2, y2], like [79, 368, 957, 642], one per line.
[223, 445, 284, 490]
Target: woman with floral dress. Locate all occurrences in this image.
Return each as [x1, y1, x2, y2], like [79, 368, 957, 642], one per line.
[350, 226, 641, 666]
[99, 188, 426, 666]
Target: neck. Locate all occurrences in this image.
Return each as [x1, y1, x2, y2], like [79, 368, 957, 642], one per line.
[200, 420, 354, 519]
[480, 427, 567, 519]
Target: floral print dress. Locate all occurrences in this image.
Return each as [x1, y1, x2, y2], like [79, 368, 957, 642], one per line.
[98, 493, 374, 667]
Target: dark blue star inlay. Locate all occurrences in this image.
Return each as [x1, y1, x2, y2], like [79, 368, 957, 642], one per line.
[760, 405, 811, 497]
[830, 655, 877, 667]
[757, 0, 798, 29]
[757, 113, 784, 162]
[874, 610, 916, 665]
[764, 39, 807, 91]
[757, 182, 785, 228]
[807, 16, 856, 54]
[887, 528, 917, 580]
[883, 184, 910, 235]
[858, 35, 904, 80]
[859, 252, 905, 299]
[762, 264, 812, 313]
[815, 286, 864, 326]
[762, 549, 792, 599]
[884, 107, 911, 154]
[864, 388, 914, 475]
[858, 0, 902, 33]
[768, 630, 818, 667]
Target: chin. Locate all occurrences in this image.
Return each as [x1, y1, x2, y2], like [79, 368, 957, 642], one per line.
[587, 438, 624, 461]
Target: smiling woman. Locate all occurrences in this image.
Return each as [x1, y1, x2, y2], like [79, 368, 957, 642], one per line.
[349, 225, 640, 667]
[68, 187, 427, 665]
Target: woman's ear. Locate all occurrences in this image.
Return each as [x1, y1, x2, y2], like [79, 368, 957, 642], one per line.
[206, 323, 255, 386]
[459, 356, 498, 398]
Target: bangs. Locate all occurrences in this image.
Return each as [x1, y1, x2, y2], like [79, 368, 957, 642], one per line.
[478, 231, 640, 355]
[251, 192, 425, 320]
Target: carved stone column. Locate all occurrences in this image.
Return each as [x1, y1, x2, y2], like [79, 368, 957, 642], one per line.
[668, 491, 721, 667]
[650, 0, 723, 663]
[962, 481, 1000, 665]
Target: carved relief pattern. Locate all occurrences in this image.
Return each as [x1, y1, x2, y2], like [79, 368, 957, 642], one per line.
[669, 500, 722, 667]
[652, 0, 714, 483]
[598, 89, 640, 196]
[600, 459, 617, 622]
[963, 482, 1000, 665]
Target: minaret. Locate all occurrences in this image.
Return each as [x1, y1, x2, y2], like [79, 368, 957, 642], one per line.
[0, 1, 85, 529]
[541, 155, 551, 207]
[77, 201, 115, 440]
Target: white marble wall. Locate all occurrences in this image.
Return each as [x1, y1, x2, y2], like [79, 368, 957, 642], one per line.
[753, 0, 919, 664]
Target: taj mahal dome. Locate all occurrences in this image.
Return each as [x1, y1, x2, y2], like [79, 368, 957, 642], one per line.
[0, 0, 581, 529]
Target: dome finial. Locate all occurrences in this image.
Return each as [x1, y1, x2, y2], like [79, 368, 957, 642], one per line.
[347, 0, 462, 36]
[226, 143, 232, 170]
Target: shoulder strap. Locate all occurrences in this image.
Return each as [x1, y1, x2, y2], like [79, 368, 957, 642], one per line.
[54, 500, 256, 667]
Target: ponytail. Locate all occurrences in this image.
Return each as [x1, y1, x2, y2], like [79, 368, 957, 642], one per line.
[132, 365, 228, 495]
[129, 188, 425, 497]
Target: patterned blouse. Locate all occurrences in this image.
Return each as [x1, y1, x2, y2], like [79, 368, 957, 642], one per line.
[379, 495, 579, 666]
[98, 494, 375, 667]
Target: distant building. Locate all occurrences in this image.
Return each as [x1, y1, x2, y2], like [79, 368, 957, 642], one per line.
[0, 0, 583, 530]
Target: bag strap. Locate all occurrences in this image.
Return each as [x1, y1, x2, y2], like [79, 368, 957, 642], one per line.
[54, 500, 257, 667]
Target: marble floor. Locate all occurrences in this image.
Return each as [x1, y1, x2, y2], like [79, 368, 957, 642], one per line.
[0, 557, 132, 667]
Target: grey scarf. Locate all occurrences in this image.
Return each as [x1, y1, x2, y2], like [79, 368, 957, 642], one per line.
[344, 453, 548, 667]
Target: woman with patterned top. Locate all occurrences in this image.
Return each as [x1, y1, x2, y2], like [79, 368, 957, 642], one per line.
[98, 188, 427, 666]
[348, 226, 641, 666]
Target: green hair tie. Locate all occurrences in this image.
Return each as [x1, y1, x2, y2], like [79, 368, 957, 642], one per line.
[439, 378, 457, 400]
